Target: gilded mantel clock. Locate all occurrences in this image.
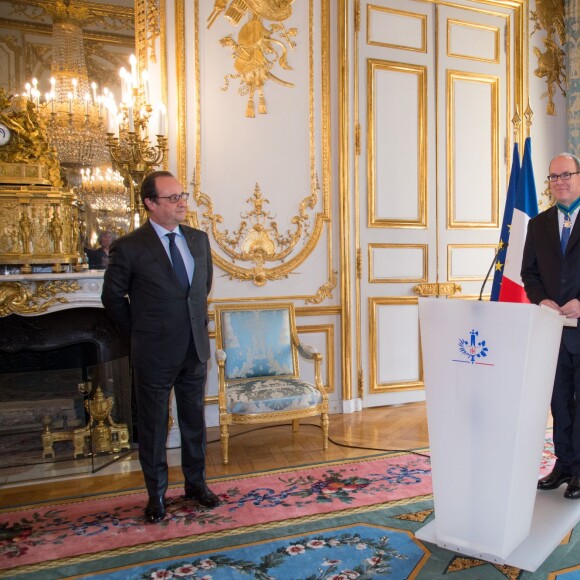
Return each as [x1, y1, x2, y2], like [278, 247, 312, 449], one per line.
[0, 122, 12, 147]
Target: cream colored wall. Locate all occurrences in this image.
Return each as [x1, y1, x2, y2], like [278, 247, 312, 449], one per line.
[154, 1, 341, 429]
[150, 1, 568, 428]
[0, 0, 565, 430]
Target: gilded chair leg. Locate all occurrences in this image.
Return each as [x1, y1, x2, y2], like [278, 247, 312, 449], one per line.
[321, 413, 329, 450]
[292, 419, 299, 433]
[220, 424, 229, 465]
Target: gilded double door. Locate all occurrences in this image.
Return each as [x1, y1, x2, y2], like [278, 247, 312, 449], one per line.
[355, 0, 527, 406]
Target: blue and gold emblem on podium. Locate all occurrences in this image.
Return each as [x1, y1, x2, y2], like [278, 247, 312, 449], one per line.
[455, 330, 492, 365]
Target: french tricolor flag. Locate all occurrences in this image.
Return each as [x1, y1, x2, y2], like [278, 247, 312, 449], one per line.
[492, 137, 538, 302]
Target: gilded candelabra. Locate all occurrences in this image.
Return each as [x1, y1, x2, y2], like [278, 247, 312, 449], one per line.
[105, 62, 167, 230]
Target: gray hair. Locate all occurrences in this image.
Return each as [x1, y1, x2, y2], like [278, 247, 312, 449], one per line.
[550, 152, 580, 172]
[98, 230, 116, 244]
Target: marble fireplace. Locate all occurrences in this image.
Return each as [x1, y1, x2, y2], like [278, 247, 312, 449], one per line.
[0, 271, 133, 480]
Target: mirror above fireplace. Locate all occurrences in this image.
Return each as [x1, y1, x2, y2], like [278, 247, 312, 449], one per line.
[0, 0, 136, 245]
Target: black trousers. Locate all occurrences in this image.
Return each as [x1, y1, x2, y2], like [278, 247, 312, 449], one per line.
[132, 340, 207, 497]
[552, 341, 580, 477]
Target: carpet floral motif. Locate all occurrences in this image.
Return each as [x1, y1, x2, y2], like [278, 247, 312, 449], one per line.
[0, 454, 432, 572]
[147, 533, 402, 579]
[84, 525, 427, 580]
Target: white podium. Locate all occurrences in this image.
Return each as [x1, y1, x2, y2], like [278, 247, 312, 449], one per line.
[416, 299, 580, 571]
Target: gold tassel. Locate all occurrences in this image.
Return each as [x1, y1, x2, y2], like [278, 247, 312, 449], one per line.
[245, 96, 255, 118]
[258, 94, 267, 114]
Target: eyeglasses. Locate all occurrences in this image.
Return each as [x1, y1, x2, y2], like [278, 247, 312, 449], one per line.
[151, 192, 190, 203]
[547, 171, 580, 182]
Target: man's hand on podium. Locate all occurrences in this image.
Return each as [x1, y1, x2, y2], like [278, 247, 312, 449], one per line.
[540, 301, 578, 327]
[561, 298, 580, 319]
[540, 298, 562, 312]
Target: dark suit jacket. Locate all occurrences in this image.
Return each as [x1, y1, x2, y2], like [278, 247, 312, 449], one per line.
[521, 205, 580, 353]
[101, 220, 213, 369]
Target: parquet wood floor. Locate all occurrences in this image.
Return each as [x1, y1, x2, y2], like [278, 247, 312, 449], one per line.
[0, 403, 429, 508]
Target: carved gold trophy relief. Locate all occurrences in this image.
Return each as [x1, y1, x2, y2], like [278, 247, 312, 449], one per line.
[207, 0, 297, 117]
[531, 0, 566, 116]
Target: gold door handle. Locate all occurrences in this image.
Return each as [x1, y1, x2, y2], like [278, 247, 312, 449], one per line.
[413, 282, 462, 297]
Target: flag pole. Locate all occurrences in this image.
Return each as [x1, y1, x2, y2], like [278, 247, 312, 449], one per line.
[489, 110, 522, 301]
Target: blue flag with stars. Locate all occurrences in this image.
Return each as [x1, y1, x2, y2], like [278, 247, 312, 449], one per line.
[490, 142, 520, 301]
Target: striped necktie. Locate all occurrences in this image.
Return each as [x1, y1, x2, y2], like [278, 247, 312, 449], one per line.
[166, 232, 190, 291]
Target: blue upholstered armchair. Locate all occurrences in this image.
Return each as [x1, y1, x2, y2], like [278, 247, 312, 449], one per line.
[214, 302, 329, 465]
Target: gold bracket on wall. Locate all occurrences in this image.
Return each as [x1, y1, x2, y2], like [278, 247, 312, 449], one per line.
[208, 0, 297, 118]
[413, 282, 462, 297]
[530, 0, 566, 116]
[305, 271, 337, 304]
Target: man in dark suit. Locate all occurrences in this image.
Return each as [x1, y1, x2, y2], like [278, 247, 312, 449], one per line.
[522, 152, 580, 499]
[102, 170, 220, 523]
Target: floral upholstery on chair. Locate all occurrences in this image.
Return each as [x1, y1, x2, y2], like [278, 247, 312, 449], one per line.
[214, 303, 330, 465]
[227, 379, 323, 414]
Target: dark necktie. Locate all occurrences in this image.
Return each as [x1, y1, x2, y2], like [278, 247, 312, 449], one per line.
[166, 232, 190, 291]
[561, 213, 572, 255]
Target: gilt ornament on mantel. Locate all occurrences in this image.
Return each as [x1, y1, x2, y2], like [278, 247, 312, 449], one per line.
[0, 90, 82, 273]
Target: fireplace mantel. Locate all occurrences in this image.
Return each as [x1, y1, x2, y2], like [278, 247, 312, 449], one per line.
[0, 271, 105, 317]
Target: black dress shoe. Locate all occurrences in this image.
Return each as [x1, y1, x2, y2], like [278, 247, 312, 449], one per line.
[537, 467, 572, 490]
[564, 476, 580, 499]
[144, 496, 166, 523]
[184, 484, 221, 507]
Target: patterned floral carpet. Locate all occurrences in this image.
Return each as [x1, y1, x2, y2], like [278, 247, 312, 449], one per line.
[1, 435, 577, 579]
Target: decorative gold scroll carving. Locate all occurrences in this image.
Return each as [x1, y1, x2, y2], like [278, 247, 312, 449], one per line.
[0, 279, 80, 316]
[208, 0, 297, 117]
[531, 0, 566, 116]
[305, 271, 338, 304]
[194, 179, 319, 286]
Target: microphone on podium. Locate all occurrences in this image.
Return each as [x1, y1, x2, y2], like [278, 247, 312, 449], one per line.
[478, 243, 508, 301]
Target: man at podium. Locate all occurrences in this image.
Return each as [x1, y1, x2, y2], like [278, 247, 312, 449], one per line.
[521, 152, 580, 499]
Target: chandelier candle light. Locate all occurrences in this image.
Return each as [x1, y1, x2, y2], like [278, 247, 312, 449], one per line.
[105, 55, 168, 230]
[23, 75, 113, 184]
[22, 0, 117, 185]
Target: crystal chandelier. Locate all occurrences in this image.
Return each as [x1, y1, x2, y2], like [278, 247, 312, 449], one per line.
[24, 4, 111, 185]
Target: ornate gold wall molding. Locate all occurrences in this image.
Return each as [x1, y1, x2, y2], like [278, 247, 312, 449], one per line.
[531, 0, 566, 115]
[305, 271, 337, 304]
[3, 0, 133, 31]
[193, 178, 323, 286]
[136, 0, 161, 66]
[190, 0, 333, 300]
